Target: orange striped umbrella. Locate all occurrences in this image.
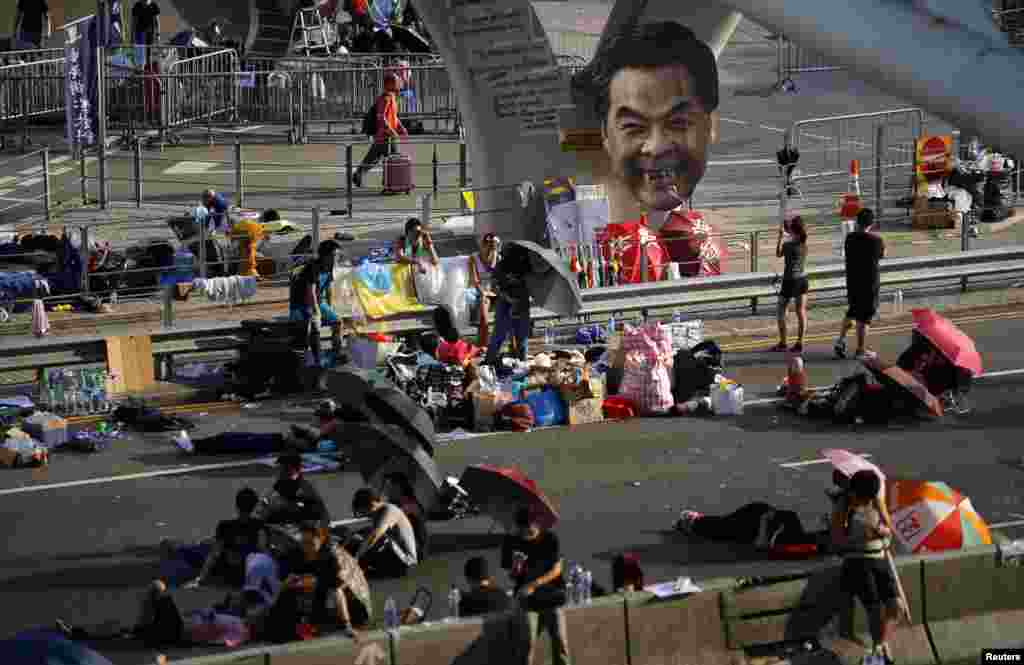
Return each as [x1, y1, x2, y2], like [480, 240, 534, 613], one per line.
[885, 480, 991, 553]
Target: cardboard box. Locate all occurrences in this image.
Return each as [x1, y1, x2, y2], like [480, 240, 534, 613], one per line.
[912, 197, 956, 230]
[567, 397, 604, 426]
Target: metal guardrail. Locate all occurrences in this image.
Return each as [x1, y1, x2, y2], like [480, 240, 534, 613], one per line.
[3, 246, 1023, 375]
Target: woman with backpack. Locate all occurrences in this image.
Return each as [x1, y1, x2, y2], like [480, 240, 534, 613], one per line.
[772, 216, 809, 353]
[831, 470, 902, 665]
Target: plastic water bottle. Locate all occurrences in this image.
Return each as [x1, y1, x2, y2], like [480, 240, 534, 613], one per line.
[673, 309, 682, 324]
[447, 586, 461, 621]
[110, 290, 118, 306]
[582, 570, 593, 605]
[606, 313, 616, 339]
[544, 324, 554, 347]
[384, 597, 399, 634]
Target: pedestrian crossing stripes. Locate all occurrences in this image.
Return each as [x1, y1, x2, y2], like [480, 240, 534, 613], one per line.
[162, 161, 220, 175]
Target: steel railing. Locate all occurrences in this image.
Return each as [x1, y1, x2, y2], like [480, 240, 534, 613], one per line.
[4, 246, 1023, 372]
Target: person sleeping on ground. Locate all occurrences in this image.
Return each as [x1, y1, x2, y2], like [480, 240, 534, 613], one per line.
[674, 502, 827, 551]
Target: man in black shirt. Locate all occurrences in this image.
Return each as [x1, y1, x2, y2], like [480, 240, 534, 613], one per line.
[132, 0, 160, 48]
[266, 521, 371, 642]
[254, 453, 332, 529]
[14, 0, 50, 48]
[186, 487, 268, 588]
[459, 556, 511, 618]
[835, 208, 886, 360]
[501, 506, 571, 665]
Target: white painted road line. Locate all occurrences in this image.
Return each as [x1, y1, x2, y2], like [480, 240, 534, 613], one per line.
[17, 165, 44, 176]
[760, 125, 785, 133]
[720, 117, 749, 125]
[162, 161, 220, 175]
[50, 155, 71, 166]
[18, 177, 42, 188]
[780, 454, 874, 469]
[50, 167, 74, 177]
[708, 159, 775, 167]
[989, 519, 1024, 530]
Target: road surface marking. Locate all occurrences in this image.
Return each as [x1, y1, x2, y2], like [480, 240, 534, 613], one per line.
[17, 165, 44, 176]
[162, 161, 220, 175]
[760, 125, 785, 133]
[720, 117, 749, 125]
[780, 454, 874, 469]
[50, 167, 74, 177]
[0, 189, 14, 197]
[215, 125, 266, 133]
[708, 159, 775, 167]
[18, 177, 42, 188]
[990, 519, 1024, 530]
[50, 155, 71, 166]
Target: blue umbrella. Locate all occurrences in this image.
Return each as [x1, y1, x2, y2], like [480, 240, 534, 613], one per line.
[0, 630, 114, 665]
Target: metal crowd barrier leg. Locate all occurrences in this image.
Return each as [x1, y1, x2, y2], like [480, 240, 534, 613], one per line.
[80, 225, 90, 296]
[312, 207, 321, 246]
[42, 147, 51, 222]
[432, 144, 439, 196]
[134, 141, 143, 207]
[459, 142, 467, 212]
[346, 144, 353, 217]
[235, 142, 244, 208]
[750, 230, 759, 314]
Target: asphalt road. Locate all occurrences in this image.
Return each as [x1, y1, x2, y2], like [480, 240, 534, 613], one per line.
[1, 310, 1023, 663]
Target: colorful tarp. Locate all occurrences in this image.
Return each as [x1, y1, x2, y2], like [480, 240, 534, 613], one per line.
[351, 262, 425, 320]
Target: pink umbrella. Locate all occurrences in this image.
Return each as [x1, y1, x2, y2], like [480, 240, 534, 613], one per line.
[911, 308, 983, 376]
[821, 449, 886, 486]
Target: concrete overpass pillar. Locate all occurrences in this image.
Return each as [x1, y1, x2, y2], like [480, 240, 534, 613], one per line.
[414, 0, 744, 240]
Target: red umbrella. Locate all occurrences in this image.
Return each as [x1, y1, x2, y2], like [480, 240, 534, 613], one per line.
[459, 465, 559, 531]
[911, 308, 983, 376]
[863, 359, 944, 417]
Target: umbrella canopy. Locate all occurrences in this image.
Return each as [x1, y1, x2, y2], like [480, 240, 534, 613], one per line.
[508, 240, 583, 317]
[459, 464, 559, 532]
[821, 449, 886, 487]
[341, 423, 443, 513]
[912, 308, 983, 376]
[0, 631, 114, 665]
[391, 24, 431, 53]
[864, 360, 944, 417]
[326, 366, 395, 422]
[364, 385, 436, 456]
[885, 479, 992, 553]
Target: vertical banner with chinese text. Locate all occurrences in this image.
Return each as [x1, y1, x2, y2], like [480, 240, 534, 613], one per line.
[65, 16, 98, 148]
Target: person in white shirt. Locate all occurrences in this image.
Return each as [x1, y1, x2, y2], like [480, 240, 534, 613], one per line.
[351, 487, 418, 578]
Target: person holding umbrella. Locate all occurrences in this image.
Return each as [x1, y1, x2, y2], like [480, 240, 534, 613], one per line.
[502, 506, 572, 665]
[484, 242, 533, 366]
[831, 470, 902, 665]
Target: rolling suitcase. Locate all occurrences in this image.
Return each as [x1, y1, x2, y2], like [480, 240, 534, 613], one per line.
[382, 145, 414, 195]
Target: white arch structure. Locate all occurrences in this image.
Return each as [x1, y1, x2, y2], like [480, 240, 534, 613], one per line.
[170, 0, 1023, 239]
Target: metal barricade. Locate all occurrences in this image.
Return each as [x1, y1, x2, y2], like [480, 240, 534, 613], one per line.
[775, 35, 843, 88]
[0, 57, 66, 148]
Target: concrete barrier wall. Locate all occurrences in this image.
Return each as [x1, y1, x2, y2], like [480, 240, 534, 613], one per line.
[173, 546, 1024, 665]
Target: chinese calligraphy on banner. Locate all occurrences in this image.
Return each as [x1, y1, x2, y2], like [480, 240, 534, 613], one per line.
[64, 16, 98, 148]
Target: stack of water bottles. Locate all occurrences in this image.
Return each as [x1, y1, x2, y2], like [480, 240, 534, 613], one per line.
[566, 563, 593, 606]
[39, 368, 114, 416]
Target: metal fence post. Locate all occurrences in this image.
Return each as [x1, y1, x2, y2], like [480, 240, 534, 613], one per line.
[42, 147, 51, 222]
[874, 124, 885, 221]
[346, 144, 353, 217]
[749, 230, 759, 314]
[198, 217, 208, 279]
[134, 140, 143, 207]
[312, 207, 321, 247]
[961, 211, 970, 293]
[161, 284, 174, 328]
[432, 143, 439, 197]
[234, 142, 244, 208]
[421, 192, 431, 227]
[80, 225, 90, 295]
[96, 45, 108, 210]
[80, 147, 88, 205]
[459, 142, 467, 212]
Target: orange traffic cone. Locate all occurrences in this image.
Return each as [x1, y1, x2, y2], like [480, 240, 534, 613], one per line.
[839, 159, 863, 218]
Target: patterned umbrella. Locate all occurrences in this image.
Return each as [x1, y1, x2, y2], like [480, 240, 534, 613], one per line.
[885, 479, 992, 553]
[459, 465, 559, 532]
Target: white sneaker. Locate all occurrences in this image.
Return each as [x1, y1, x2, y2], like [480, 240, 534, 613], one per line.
[173, 430, 194, 454]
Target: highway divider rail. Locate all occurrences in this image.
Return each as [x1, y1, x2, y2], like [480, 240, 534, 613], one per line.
[2, 246, 1023, 378]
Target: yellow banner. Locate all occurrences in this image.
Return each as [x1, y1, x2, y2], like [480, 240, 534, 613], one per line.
[351, 263, 426, 320]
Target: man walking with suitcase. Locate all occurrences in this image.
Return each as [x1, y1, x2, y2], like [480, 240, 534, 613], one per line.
[352, 73, 408, 189]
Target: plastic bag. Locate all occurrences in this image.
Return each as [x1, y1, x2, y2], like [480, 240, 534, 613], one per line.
[414, 263, 445, 304]
[525, 387, 567, 427]
[356, 260, 392, 293]
[710, 378, 744, 415]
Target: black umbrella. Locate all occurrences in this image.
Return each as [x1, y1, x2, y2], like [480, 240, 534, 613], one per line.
[364, 385, 436, 456]
[508, 240, 583, 317]
[390, 24, 431, 53]
[341, 423, 443, 513]
[326, 366, 394, 421]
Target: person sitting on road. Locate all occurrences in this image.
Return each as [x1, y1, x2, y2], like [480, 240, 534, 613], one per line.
[379, 473, 430, 558]
[458, 556, 511, 618]
[288, 239, 344, 368]
[265, 520, 371, 642]
[674, 501, 823, 551]
[351, 487, 419, 578]
[253, 453, 332, 530]
[831, 469, 901, 665]
[184, 488, 269, 589]
[611, 552, 645, 593]
[897, 330, 973, 414]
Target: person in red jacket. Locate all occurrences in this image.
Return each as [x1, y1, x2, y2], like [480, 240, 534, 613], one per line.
[352, 73, 407, 188]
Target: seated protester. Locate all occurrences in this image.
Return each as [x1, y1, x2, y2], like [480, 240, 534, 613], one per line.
[674, 502, 821, 550]
[459, 556, 511, 618]
[266, 521, 371, 642]
[185, 487, 269, 589]
[352, 487, 419, 578]
[611, 552, 645, 593]
[253, 453, 332, 530]
[395, 218, 439, 272]
[897, 330, 972, 413]
[379, 473, 430, 558]
[288, 398, 346, 451]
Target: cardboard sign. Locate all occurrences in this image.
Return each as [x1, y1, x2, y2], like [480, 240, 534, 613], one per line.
[915, 135, 953, 179]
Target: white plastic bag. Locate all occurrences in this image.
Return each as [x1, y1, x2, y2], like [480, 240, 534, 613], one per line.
[710, 379, 744, 416]
[413, 263, 445, 304]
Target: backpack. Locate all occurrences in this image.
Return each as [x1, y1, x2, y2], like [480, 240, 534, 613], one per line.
[362, 101, 377, 136]
[672, 348, 717, 403]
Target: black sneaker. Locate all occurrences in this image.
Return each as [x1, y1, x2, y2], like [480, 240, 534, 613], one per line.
[351, 171, 362, 188]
